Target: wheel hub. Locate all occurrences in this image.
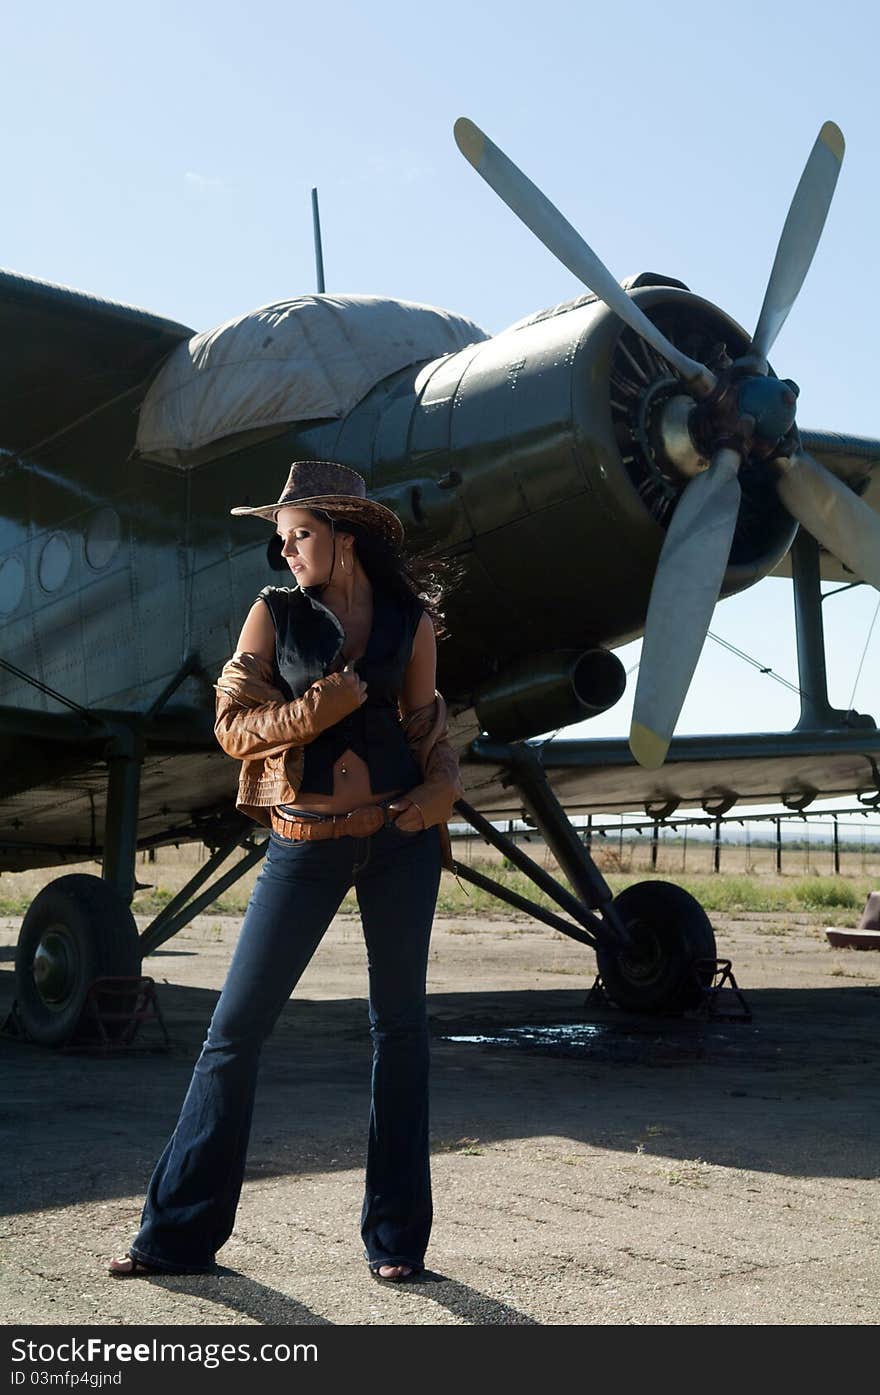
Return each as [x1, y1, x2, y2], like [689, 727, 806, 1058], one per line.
[32, 925, 78, 1009]
[617, 920, 665, 984]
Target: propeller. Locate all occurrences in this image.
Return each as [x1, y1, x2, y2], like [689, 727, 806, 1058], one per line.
[629, 449, 742, 770]
[454, 115, 880, 769]
[752, 123, 844, 361]
[453, 118, 716, 399]
[775, 449, 880, 591]
[628, 121, 849, 765]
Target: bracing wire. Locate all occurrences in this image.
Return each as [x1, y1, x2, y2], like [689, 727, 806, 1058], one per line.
[706, 631, 805, 697]
[847, 596, 880, 711]
[626, 638, 804, 696]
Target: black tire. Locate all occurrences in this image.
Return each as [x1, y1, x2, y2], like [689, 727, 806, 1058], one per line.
[596, 880, 716, 1014]
[14, 874, 142, 1047]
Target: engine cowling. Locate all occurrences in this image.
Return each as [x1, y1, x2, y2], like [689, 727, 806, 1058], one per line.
[262, 278, 798, 703]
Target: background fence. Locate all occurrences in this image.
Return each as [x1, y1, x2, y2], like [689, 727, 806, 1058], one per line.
[447, 808, 880, 879]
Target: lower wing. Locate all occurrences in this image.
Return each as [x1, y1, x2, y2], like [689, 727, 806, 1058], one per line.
[459, 729, 880, 820]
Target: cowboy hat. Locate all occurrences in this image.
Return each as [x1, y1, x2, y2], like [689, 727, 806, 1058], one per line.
[230, 460, 404, 545]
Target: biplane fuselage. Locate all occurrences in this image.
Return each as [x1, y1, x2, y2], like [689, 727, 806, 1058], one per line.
[3, 266, 880, 1040]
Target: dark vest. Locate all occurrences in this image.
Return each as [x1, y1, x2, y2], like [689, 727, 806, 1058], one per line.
[258, 581, 424, 796]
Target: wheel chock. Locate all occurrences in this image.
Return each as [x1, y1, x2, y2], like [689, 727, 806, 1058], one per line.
[2, 976, 170, 1051]
[686, 958, 752, 1022]
[62, 975, 170, 1051]
[585, 960, 751, 1020]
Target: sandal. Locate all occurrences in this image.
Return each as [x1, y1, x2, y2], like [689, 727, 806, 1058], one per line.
[108, 1250, 217, 1276]
[108, 1256, 160, 1278]
[368, 1262, 421, 1284]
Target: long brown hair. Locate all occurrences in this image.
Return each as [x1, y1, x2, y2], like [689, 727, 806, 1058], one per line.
[323, 513, 461, 638]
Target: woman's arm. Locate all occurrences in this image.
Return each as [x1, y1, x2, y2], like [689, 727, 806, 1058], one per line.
[215, 599, 366, 759]
[388, 613, 445, 832]
[400, 611, 438, 714]
[214, 667, 367, 759]
[236, 599, 277, 664]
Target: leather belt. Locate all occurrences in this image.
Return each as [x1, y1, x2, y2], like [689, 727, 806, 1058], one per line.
[270, 800, 398, 842]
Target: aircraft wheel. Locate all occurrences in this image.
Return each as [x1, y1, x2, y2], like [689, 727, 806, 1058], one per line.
[14, 874, 142, 1047]
[596, 880, 716, 1014]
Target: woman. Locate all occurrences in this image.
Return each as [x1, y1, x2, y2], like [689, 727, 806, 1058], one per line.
[109, 460, 462, 1284]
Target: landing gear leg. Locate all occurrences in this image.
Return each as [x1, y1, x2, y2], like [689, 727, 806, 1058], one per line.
[462, 740, 717, 1013]
[498, 743, 631, 948]
[102, 724, 144, 905]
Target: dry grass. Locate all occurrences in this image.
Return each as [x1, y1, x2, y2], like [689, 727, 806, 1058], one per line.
[1, 836, 877, 924]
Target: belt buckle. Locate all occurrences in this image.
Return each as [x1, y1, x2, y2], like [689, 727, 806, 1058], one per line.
[345, 805, 385, 836]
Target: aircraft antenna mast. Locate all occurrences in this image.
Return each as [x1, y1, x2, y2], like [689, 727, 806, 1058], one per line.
[311, 186, 326, 293]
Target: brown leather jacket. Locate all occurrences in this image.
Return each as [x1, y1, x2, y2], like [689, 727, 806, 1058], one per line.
[214, 652, 463, 870]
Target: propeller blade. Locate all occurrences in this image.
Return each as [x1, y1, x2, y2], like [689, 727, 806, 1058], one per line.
[752, 122, 844, 360]
[630, 449, 742, 769]
[776, 449, 880, 590]
[454, 117, 715, 397]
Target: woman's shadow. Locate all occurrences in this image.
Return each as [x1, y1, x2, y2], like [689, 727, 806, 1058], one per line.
[145, 1265, 538, 1326]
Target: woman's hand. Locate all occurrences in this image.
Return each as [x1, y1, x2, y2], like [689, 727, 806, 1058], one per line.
[386, 796, 425, 833]
[339, 662, 368, 706]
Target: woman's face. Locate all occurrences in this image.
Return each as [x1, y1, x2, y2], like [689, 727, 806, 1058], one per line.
[274, 507, 342, 587]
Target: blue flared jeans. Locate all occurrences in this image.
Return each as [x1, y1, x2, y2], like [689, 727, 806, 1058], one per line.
[129, 819, 442, 1274]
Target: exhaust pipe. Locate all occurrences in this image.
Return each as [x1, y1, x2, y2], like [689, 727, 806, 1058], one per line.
[474, 649, 626, 742]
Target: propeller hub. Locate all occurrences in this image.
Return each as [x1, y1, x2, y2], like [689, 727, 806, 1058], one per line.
[655, 365, 799, 480]
[735, 373, 799, 454]
[689, 364, 800, 463]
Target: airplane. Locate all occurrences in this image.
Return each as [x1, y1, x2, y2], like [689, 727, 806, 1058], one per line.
[3, 116, 880, 1046]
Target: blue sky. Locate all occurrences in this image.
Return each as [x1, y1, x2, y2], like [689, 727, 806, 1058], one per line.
[7, 0, 880, 783]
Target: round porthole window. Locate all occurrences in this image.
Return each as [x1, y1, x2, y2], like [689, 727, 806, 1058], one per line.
[0, 555, 25, 615]
[38, 532, 72, 593]
[85, 507, 121, 570]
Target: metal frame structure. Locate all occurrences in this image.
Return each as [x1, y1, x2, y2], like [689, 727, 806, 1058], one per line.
[790, 531, 874, 733]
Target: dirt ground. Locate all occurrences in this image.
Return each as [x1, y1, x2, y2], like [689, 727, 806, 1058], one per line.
[2, 887, 879, 1327]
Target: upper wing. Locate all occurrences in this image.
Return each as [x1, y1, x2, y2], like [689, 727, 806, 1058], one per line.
[460, 728, 880, 818]
[773, 429, 880, 582]
[0, 268, 193, 453]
